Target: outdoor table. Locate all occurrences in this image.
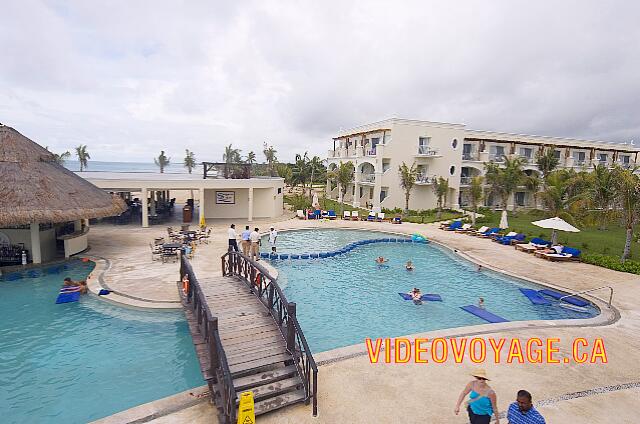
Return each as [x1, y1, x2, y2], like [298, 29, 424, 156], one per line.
[162, 243, 182, 250]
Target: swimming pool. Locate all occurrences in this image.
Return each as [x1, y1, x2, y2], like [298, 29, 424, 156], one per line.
[264, 229, 599, 353]
[0, 260, 202, 424]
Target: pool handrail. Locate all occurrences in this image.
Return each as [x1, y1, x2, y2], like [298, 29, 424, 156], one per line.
[221, 251, 318, 417]
[558, 285, 614, 308]
[180, 256, 237, 423]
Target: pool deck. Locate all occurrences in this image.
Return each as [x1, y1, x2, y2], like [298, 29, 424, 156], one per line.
[85, 216, 640, 423]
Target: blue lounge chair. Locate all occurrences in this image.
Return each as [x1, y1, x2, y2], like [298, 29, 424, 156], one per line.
[500, 233, 525, 245]
[327, 210, 337, 220]
[367, 211, 376, 221]
[392, 215, 402, 224]
[536, 246, 582, 261]
[444, 221, 463, 231]
[478, 227, 500, 238]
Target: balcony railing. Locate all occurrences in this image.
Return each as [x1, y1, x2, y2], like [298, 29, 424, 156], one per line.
[519, 156, 532, 164]
[415, 175, 435, 184]
[489, 155, 505, 162]
[460, 176, 472, 185]
[365, 148, 377, 156]
[462, 153, 479, 161]
[417, 146, 439, 156]
[361, 173, 376, 183]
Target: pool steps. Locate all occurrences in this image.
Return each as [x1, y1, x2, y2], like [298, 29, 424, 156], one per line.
[260, 237, 428, 260]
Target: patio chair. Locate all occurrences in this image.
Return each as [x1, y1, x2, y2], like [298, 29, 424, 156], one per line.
[198, 228, 212, 244]
[343, 211, 351, 220]
[327, 210, 337, 220]
[376, 212, 385, 222]
[296, 210, 305, 219]
[351, 211, 360, 221]
[469, 226, 489, 236]
[444, 221, 463, 231]
[392, 215, 402, 224]
[454, 223, 473, 233]
[150, 243, 162, 262]
[367, 211, 376, 221]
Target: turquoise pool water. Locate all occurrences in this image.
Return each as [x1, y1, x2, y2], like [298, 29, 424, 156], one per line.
[265, 229, 598, 353]
[0, 260, 202, 424]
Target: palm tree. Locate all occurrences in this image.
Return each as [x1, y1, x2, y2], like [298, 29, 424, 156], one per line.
[184, 149, 196, 174]
[46, 147, 71, 165]
[398, 162, 417, 213]
[154, 150, 170, 173]
[580, 164, 617, 230]
[293, 152, 310, 195]
[223, 144, 241, 163]
[308, 156, 325, 199]
[535, 147, 560, 182]
[614, 166, 640, 260]
[245, 151, 257, 164]
[263, 143, 278, 176]
[328, 161, 354, 212]
[537, 170, 577, 217]
[276, 163, 293, 186]
[523, 172, 541, 209]
[484, 157, 524, 210]
[469, 176, 484, 225]
[433, 177, 449, 219]
[75, 144, 90, 171]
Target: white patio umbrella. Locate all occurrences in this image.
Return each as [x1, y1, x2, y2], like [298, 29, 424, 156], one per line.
[312, 192, 320, 209]
[499, 210, 509, 229]
[531, 216, 580, 244]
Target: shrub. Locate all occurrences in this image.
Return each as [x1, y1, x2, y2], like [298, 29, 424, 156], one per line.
[284, 194, 311, 211]
[582, 253, 640, 275]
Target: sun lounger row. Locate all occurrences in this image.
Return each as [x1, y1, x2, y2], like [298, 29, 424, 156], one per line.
[446, 224, 582, 262]
[296, 209, 402, 223]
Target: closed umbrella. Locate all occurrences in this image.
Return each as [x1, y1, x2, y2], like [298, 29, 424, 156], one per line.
[312, 192, 320, 209]
[531, 217, 580, 244]
[499, 210, 509, 229]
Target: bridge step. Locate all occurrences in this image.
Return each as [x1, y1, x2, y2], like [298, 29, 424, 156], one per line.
[254, 388, 306, 416]
[233, 364, 298, 392]
[235, 376, 302, 404]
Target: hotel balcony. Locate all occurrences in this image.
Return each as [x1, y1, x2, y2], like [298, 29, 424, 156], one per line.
[415, 146, 441, 157]
[360, 173, 376, 184]
[462, 152, 480, 161]
[460, 176, 472, 186]
[415, 174, 436, 185]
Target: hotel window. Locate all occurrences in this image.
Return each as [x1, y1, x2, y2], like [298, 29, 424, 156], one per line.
[519, 147, 533, 162]
[553, 149, 562, 159]
[490, 145, 505, 161]
[573, 151, 586, 164]
[515, 192, 526, 207]
[462, 144, 473, 160]
[598, 153, 608, 163]
[418, 137, 431, 154]
[620, 155, 631, 165]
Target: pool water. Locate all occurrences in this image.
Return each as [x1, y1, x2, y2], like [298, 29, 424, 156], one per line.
[0, 260, 202, 424]
[266, 229, 599, 353]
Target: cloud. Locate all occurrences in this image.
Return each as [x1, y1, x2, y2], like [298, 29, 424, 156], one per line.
[1, 0, 639, 163]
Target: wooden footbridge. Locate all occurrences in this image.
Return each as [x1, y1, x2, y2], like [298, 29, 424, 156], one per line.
[179, 252, 318, 423]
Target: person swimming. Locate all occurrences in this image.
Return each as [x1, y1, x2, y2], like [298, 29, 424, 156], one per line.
[78, 281, 88, 294]
[406, 260, 414, 271]
[375, 256, 388, 264]
[408, 287, 422, 302]
[63, 277, 80, 287]
[478, 297, 485, 309]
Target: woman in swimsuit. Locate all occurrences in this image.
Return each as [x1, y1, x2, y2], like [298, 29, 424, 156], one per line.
[454, 369, 500, 424]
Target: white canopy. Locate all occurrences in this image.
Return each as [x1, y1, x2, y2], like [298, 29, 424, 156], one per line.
[531, 216, 580, 244]
[312, 192, 320, 208]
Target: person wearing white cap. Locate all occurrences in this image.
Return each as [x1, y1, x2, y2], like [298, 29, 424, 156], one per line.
[454, 368, 500, 424]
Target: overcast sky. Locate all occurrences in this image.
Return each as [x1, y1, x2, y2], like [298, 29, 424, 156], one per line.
[1, 0, 639, 163]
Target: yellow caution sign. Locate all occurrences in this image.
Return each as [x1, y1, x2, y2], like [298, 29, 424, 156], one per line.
[236, 391, 256, 424]
[199, 214, 206, 228]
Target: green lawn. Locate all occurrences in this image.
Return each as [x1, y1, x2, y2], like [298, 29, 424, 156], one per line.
[476, 209, 638, 261]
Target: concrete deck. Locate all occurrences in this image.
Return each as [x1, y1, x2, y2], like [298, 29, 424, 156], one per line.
[86, 217, 640, 423]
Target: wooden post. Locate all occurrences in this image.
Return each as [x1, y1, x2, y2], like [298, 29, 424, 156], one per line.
[210, 317, 219, 379]
[286, 303, 297, 353]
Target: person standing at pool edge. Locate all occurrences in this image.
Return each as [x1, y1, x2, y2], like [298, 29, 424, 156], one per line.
[250, 227, 261, 261]
[269, 227, 278, 253]
[227, 224, 238, 252]
[507, 390, 546, 424]
[241, 225, 251, 256]
[454, 369, 500, 424]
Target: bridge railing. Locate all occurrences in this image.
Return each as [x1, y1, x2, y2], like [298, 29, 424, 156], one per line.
[181, 256, 237, 424]
[222, 251, 318, 417]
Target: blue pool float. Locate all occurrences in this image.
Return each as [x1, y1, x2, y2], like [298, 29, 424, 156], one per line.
[300, 254, 310, 259]
[460, 305, 509, 323]
[399, 293, 443, 302]
[538, 289, 589, 307]
[279, 254, 289, 260]
[519, 288, 551, 305]
[290, 254, 300, 259]
[310, 253, 319, 259]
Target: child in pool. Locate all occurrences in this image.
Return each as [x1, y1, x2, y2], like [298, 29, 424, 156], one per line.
[406, 260, 414, 271]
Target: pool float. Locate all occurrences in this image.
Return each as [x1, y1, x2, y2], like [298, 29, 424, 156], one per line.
[411, 234, 428, 243]
[398, 293, 443, 302]
[56, 286, 81, 304]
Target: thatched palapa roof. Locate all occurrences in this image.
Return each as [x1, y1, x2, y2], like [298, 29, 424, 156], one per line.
[0, 125, 127, 226]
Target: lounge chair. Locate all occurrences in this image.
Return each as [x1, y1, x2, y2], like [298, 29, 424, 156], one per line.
[343, 211, 351, 220]
[438, 220, 452, 229]
[444, 221, 463, 231]
[392, 215, 402, 224]
[478, 227, 500, 238]
[469, 226, 489, 236]
[535, 246, 581, 261]
[376, 212, 385, 222]
[296, 210, 305, 219]
[501, 233, 525, 245]
[454, 223, 473, 233]
[492, 231, 516, 242]
[514, 237, 550, 253]
[351, 211, 360, 221]
[367, 211, 376, 221]
[327, 210, 337, 220]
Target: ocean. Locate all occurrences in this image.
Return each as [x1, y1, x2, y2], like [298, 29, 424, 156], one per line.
[63, 160, 201, 174]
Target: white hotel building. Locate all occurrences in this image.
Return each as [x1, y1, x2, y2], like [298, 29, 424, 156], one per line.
[326, 118, 640, 212]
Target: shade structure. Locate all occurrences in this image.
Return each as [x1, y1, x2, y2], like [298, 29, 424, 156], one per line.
[531, 216, 580, 244]
[0, 125, 127, 226]
[499, 210, 509, 229]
